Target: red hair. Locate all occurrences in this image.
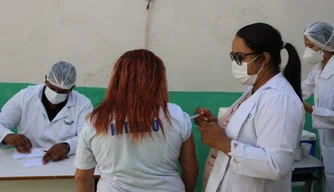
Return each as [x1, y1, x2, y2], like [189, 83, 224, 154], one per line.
[91, 49, 170, 140]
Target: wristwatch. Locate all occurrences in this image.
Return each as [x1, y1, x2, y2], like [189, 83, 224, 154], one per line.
[65, 143, 70, 153]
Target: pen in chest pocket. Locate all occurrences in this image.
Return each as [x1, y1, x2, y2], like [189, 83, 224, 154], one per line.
[64, 119, 74, 125]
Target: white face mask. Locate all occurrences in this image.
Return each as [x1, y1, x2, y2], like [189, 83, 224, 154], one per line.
[302, 47, 324, 65]
[44, 86, 68, 104]
[232, 55, 263, 85]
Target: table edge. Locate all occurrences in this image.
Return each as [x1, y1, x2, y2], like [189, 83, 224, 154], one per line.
[0, 175, 100, 181]
[293, 166, 324, 172]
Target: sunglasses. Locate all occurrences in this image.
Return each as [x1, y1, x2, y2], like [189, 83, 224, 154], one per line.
[230, 52, 261, 65]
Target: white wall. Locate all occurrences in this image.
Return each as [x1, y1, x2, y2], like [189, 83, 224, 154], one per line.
[0, 0, 333, 91]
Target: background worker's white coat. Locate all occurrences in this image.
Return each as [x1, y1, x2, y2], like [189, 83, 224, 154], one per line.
[302, 55, 334, 192]
[205, 73, 304, 192]
[0, 84, 93, 155]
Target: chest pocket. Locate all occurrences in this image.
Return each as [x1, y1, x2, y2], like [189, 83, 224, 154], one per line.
[317, 69, 334, 107]
[55, 107, 77, 140]
[237, 108, 258, 146]
[226, 100, 255, 140]
[320, 67, 334, 79]
[64, 119, 74, 125]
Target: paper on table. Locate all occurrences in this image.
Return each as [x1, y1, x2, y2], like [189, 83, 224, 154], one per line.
[19, 158, 43, 168]
[12, 148, 45, 160]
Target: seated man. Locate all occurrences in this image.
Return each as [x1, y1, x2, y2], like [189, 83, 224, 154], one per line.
[0, 61, 93, 164]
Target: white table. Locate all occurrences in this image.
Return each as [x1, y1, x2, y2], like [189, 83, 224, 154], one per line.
[292, 156, 324, 192]
[0, 148, 324, 191]
[294, 156, 323, 171]
[0, 148, 99, 180]
[0, 148, 99, 192]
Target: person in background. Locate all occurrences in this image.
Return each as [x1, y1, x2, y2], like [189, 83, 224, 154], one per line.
[302, 21, 334, 192]
[195, 23, 305, 192]
[0, 61, 93, 164]
[74, 49, 198, 192]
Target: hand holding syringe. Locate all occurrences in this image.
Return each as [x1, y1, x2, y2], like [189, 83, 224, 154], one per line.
[194, 108, 230, 155]
[192, 108, 218, 125]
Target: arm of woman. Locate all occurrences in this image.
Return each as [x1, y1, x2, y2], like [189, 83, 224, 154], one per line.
[303, 102, 313, 114]
[74, 122, 97, 191]
[301, 70, 316, 101]
[75, 168, 95, 192]
[179, 133, 198, 192]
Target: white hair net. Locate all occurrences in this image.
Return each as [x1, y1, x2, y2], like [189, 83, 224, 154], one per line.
[47, 61, 77, 89]
[304, 21, 334, 52]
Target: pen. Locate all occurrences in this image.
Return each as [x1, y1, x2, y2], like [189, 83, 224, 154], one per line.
[44, 150, 69, 159]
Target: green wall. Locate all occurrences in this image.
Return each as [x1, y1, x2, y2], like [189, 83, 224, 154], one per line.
[0, 82, 319, 192]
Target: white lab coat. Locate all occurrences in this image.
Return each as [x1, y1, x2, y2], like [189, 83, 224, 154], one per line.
[205, 73, 304, 192]
[302, 55, 334, 192]
[0, 84, 93, 155]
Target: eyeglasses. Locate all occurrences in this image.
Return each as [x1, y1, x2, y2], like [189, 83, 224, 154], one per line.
[230, 52, 261, 65]
[45, 81, 71, 94]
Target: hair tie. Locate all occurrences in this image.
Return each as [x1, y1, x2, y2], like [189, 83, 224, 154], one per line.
[282, 41, 287, 49]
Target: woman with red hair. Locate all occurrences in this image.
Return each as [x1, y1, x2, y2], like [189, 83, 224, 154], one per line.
[74, 49, 198, 192]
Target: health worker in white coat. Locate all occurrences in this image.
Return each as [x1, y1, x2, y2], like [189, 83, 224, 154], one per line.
[0, 61, 93, 164]
[302, 21, 334, 192]
[194, 23, 305, 192]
